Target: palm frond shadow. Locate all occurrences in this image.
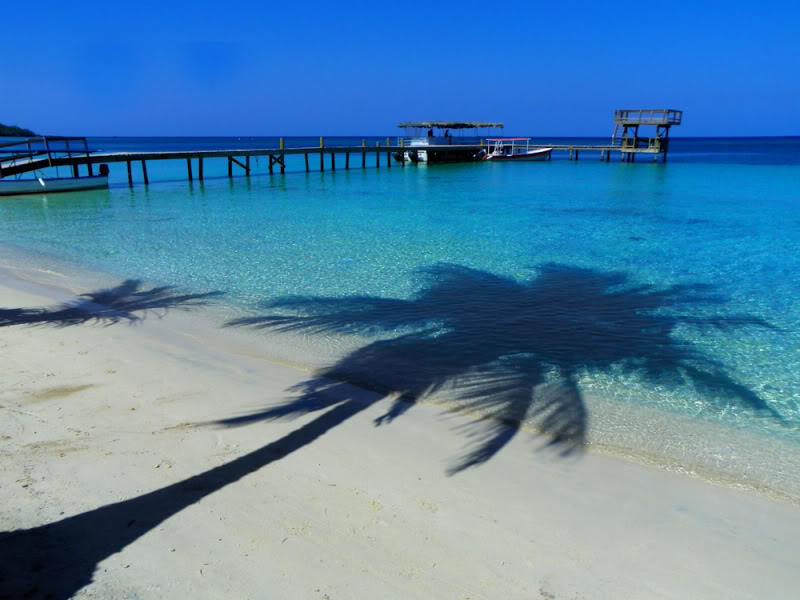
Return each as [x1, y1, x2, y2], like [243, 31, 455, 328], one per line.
[0, 279, 224, 327]
[224, 263, 781, 473]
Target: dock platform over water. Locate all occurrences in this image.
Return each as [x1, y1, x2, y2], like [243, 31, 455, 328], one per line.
[0, 110, 683, 185]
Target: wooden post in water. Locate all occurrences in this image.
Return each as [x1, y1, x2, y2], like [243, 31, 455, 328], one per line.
[280, 138, 285, 174]
[228, 157, 233, 178]
[331, 152, 336, 170]
[376, 141, 380, 167]
[141, 160, 149, 185]
[569, 148, 573, 160]
[199, 157, 204, 180]
[320, 137, 324, 171]
[246, 155, 250, 175]
[345, 152, 349, 169]
[400, 138, 405, 167]
[187, 158, 193, 180]
[268, 156, 274, 174]
[126, 161, 133, 186]
[305, 153, 309, 171]
[362, 139, 366, 168]
[575, 150, 579, 161]
[386, 137, 391, 168]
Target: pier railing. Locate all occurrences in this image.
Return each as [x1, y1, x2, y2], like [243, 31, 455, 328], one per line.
[619, 136, 665, 151]
[0, 136, 95, 178]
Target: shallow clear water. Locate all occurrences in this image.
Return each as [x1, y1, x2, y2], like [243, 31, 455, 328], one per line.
[1, 137, 799, 462]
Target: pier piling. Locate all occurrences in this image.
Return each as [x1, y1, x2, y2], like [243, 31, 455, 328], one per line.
[141, 160, 149, 185]
[126, 161, 132, 186]
[320, 137, 324, 171]
[376, 142, 380, 167]
[199, 157, 204, 180]
[362, 139, 366, 168]
[187, 158, 193, 180]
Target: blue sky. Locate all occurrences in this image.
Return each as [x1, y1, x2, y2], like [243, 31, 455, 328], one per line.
[3, 0, 798, 136]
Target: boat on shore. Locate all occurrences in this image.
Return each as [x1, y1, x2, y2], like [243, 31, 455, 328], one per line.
[484, 138, 552, 161]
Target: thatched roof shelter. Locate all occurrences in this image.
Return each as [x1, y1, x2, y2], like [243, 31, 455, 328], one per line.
[397, 121, 504, 129]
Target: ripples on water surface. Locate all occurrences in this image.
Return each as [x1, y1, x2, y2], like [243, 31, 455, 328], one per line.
[1, 137, 799, 490]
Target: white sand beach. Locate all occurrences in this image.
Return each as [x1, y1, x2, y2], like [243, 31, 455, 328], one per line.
[2, 261, 800, 599]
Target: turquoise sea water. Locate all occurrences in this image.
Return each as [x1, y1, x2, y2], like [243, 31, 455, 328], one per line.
[1, 137, 799, 488]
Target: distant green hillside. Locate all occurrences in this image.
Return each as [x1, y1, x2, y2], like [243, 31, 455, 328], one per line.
[0, 123, 37, 137]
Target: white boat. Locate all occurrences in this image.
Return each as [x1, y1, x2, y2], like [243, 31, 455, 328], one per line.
[0, 136, 109, 196]
[484, 138, 552, 161]
[0, 167, 109, 197]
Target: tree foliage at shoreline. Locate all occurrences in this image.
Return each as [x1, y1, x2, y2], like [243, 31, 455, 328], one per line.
[0, 122, 37, 137]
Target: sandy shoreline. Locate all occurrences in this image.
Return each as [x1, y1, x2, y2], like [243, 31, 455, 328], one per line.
[2, 257, 800, 598]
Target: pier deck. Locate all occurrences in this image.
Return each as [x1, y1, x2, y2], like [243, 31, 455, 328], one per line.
[1, 131, 680, 185]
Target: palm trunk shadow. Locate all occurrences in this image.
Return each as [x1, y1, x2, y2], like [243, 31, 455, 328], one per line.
[0, 396, 371, 600]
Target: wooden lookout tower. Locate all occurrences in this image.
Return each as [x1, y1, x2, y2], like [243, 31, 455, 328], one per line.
[612, 109, 682, 161]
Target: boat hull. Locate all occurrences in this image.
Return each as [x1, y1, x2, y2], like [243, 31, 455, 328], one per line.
[0, 175, 109, 196]
[485, 148, 552, 161]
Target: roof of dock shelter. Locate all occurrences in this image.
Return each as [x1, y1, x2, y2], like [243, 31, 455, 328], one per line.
[397, 121, 504, 129]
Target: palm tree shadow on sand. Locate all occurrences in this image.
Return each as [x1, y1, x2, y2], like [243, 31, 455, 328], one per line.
[0, 264, 782, 599]
[222, 263, 781, 472]
[0, 279, 224, 328]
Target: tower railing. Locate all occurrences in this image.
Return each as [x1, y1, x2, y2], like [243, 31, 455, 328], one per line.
[614, 110, 682, 126]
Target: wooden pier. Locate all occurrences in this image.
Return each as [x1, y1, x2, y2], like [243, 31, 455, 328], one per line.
[0, 110, 683, 185]
[0, 138, 481, 184]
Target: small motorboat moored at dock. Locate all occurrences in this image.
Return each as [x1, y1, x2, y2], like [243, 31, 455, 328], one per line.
[0, 136, 110, 196]
[0, 165, 109, 196]
[483, 138, 552, 161]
